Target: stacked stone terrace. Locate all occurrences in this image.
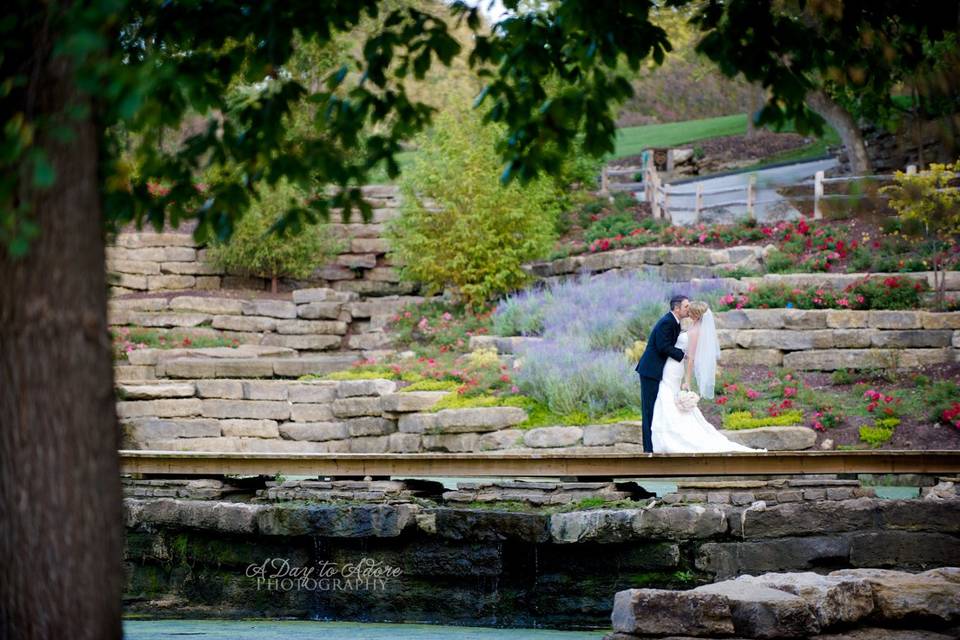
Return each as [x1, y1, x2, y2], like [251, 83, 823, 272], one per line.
[473, 307, 960, 371]
[108, 185, 411, 297]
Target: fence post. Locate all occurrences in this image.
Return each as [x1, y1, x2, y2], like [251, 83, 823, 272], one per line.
[906, 164, 917, 175]
[600, 166, 609, 196]
[814, 170, 824, 219]
[650, 170, 661, 219]
[663, 184, 671, 220]
[746, 175, 755, 220]
[694, 183, 703, 224]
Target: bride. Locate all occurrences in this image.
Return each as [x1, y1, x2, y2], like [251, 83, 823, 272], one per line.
[651, 301, 765, 453]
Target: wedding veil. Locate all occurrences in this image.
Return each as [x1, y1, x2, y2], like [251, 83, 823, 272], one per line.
[694, 309, 720, 399]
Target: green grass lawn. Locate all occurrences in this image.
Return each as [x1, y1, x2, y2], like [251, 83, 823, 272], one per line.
[613, 113, 749, 158]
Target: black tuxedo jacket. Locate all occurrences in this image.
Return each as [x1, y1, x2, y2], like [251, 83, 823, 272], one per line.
[635, 312, 685, 380]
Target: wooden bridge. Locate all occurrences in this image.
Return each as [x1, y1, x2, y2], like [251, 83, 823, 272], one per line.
[120, 450, 960, 478]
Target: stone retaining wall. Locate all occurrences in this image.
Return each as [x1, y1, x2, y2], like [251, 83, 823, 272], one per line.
[109, 288, 427, 356]
[119, 377, 812, 453]
[108, 185, 412, 297]
[474, 309, 960, 371]
[524, 245, 769, 282]
[694, 269, 960, 296]
[122, 490, 960, 627]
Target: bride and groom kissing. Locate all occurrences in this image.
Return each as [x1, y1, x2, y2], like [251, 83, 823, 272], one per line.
[635, 295, 764, 454]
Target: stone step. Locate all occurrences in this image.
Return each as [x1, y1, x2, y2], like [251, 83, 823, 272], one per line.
[156, 354, 362, 378]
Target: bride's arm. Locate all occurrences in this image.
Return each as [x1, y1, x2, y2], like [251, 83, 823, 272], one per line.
[684, 326, 699, 390]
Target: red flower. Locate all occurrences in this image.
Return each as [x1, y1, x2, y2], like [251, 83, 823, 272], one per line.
[715, 396, 729, 405]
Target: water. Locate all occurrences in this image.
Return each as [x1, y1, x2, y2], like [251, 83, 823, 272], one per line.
[123, 619, 605, 640]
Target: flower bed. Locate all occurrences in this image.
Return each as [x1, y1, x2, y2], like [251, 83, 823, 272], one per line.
[716, 275, 939, 311]
[112, 327, 238, 361]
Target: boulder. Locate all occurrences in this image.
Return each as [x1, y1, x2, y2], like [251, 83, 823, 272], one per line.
[433, 407, 528, 433]
[694, 579, 820, 638]
[611, 589, 735, 637]
[380, 391, 448, 413]
[523, 426, 582, 448]
[724, 426, 816, 451]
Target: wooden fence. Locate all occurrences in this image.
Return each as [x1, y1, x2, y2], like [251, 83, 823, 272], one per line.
[601, 159, 921, 223]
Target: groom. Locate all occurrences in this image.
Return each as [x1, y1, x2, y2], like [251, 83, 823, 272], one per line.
[635, 295, 689, 453]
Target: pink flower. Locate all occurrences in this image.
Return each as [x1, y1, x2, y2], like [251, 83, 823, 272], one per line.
[442, 312, 453, 321]
[783, 387, 797, 398]
[746, 389, 760, 400]
[511, 385, 520, 394]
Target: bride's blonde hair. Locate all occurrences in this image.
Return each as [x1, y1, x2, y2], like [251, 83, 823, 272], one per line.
[689, 301, 709, 321]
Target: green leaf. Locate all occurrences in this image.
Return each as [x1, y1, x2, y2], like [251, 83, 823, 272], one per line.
[32, 152, 55, 188]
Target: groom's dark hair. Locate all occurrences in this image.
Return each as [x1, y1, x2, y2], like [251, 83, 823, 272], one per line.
[669, 295, 688, 311]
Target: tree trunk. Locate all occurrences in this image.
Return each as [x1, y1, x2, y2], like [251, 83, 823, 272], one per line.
[746, 84, 765, 140]
[271, 275, 279, 294]
[0, 16, 124, 640]
[805, 89, 873, 175]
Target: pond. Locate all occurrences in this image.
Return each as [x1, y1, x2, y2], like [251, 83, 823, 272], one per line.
[124, 619, 606, 640]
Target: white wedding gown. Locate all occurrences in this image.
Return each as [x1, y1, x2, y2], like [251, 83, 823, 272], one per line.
[651, 332, 765, 453]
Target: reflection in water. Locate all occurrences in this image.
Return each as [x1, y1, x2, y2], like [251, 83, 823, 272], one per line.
[124, 619, 606, 640]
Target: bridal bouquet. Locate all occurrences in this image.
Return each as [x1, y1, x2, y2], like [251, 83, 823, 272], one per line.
[675, 389, 700, 413]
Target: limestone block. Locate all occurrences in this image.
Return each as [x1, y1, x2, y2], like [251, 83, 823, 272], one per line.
[123, 418, 220, 440]
[921, 312, 960, 329]
[522, 426, 582, 448]
[274, 319, 348, 335]
[214, 359, 275, 378]
[351, 238, 390, 254]
[146, 275, 195, 290]
[170, 297, 244, 315]
[611, 589, 734, 637]
[693, 580, 819, 637]
[478, 429, 524, 450]
[388, 432, 422, 453]
[108, 259, 161, 275]
[783, 349, 901, 371]
[365, 267, 401, 282]
[296, 301, 343, 319]
[719, 349, 784, 367]
[871, 330, 952, 348]
[345, 417, 396, 437]
[195, 379, 244, 399]
[261, 335, 343, 351]
[421, 433, 481, 452]
[130, 312, 210, 328]
[316, 264, 356, 280]
[241, 299, 297, 319]
[347, 332, 393, 350]
[336, 253, 378, 269]
[272, 354, 359, 377]
[292, 287, 350, 304]
[582, 422, 645, 446]
[332, 396, 383, 418]
[433, 407, 528, 433]
[115, 232, 197, 249]
[349, 435, 391, 453]
[826, 310, 870, 328]
[736, 329, 813, 350]
[287, 382, 338, 403]
[220, 419, 280, 438]
[723, 426, 815, 450]
[696, 536, 851, 579]
[194, 276, 221, 290]
[783, 309, 828, 329]
[241, 380, 289, 401]
[868, 310, 923, 329]
[109, 273, 149, 291]
[201, 399, 290, 420]
[116, 398, 202, 419]
[290, 403, 335, 422]
[117, 382, 195, 400]
[114, 365, 156, 383]
[398, 413, 438, 434]
[279, 421, 348, 441]
[380, 391, 448, 413]
[337, 379, 397, 398]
